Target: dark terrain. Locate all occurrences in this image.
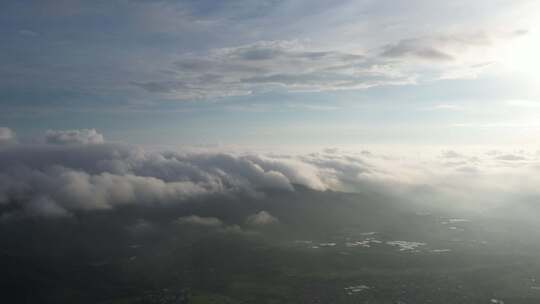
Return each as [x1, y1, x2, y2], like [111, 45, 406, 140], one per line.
[2, 186, 540, 303]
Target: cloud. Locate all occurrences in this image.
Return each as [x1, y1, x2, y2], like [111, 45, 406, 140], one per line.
[495, 154, 526, 161]
[0, 130, 313, 218]
[0, 127, 15, 144]
[441, 150, 465, 159]
[3, 128, 540, 219]
[25, 196, 71, 218]
[382, 39, 454, 61]
[131, 28, 522, 100]
[2, 0, 536, 110]
[174, 215, 247, 235]
[176, 215, 223, 227]
[421, 104, 465, 111]
[380, 32, 493, 62]
[45, 129, 105, 145]
[245, 210, 279, 226]
[132, 40, 413, 100]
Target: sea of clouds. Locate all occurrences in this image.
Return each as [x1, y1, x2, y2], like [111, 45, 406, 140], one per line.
[1, 127, 539, 220]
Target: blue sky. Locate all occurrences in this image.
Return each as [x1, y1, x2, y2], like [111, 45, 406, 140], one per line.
[2, 0, 540, 147]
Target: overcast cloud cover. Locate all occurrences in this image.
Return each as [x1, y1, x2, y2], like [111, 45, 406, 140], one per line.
[2, 128, 540, 220]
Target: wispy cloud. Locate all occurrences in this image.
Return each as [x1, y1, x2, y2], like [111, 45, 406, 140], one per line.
[131, 28, 528, 101]
[131, 40, 414, 100]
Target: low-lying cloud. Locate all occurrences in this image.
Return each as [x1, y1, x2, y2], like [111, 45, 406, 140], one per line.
[45, 129, 105, 145]
[246, 210, 279, 226]
[0, 127, 15, 144]
[2, 128, 540, 220]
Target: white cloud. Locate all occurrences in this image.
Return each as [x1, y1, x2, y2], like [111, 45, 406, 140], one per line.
[246, 210, 279, 226]
[421, 104, 465, 111]
[0, 127, 15, 144]
[45, 129, 105, 145]
[3, 128, 540, 219]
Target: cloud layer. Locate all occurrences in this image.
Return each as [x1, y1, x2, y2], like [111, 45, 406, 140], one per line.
[3, 0, 534, 106]
[131, 32, 519, 100]
[2, 128, 540, 220]
[45, 129, 105, 145]
[131, 40, 412, 100]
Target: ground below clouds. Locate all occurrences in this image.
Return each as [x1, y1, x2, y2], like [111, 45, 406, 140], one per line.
[2, 185, 540, 304]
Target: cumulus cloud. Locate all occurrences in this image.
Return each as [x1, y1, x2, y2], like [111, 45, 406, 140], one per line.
[45, 129, 105, 145]
[0, 127, 15, 144]
[0, 130, 314, 218]
[3, 128, 540, 219]
[246, 211, 279, 226]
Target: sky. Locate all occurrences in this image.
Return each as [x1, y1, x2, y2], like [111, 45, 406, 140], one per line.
[2, 0, 540, 147]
